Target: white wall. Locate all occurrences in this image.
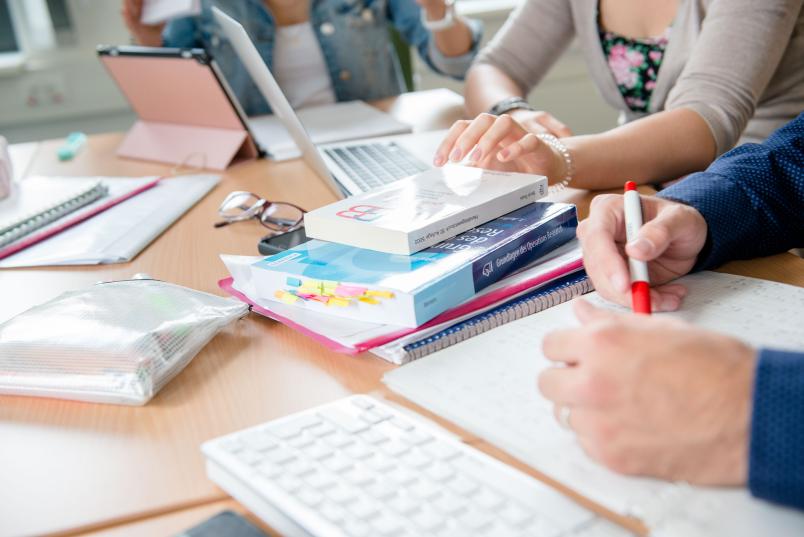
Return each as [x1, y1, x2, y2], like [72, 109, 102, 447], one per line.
[0, 0, 618, 143]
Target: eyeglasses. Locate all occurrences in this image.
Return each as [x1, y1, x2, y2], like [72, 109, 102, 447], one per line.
[214, 191, 305, 232]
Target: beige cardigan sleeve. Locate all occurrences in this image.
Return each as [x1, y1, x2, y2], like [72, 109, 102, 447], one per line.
[474, 0, 576, 94]
[665, 0, 804, 155]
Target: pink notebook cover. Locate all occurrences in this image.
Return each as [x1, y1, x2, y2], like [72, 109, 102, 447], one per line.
[218, 257, 584, 355]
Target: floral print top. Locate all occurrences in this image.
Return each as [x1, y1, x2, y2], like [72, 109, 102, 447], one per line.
[599, 29, 670, 113]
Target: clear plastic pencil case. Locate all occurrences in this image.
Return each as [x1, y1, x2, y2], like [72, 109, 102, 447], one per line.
[0, 279, 248, 405]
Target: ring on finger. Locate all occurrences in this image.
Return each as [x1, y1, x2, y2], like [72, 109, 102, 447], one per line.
[558, 405, 572, 430]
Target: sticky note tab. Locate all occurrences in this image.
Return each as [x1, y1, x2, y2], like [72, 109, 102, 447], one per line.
[328, 297, 350, 307]
[311, 295, 330, 304]
[286, 277, 302, 287]
[358, 296, 380, 305]
[274, 290, 299, 304]
[335, 285, 367, 297]
[366, 290, 395, 299]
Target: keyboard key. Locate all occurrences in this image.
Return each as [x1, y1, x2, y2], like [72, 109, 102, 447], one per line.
[433, 493, 467, 516]
[359, 429, 389, 445]
[365, 480, 398, 500]
[351, 397, 375, 411]
[412, 507, 447, 532]
[409, 479, 442, 500]
[499, 502, 533, 527]
[425, 463, 456, 483]
[320, 502, 347, 524]
[386, 466, 418, 487]
[344, 467, 375, 486]
[456, 508, 495, 530]
[236, 450, 262, 466]
[343, 441, 374, 460]
[402, 450, 432, 469]
[381, 441, 410, 457]
[288, 434, 315, 450]
[423, 442, 461, 461]
[318, 408, 369, 434]
[343, 519, 372, 537]
[297, 487, 324, 508]
[448, 475, 480, 497]
[359, 409, 390, 424]
[286, 459, 315, 477]
[327, 483, 359, 505]
[365, 455, 396, 473]
[371, 513, 406, 536]
[474, 487, 506, 510]
[389, 416, 416, 431]
[323, 455, 353, 474]
[401, 430, 434, 446]
[265, 448, 296, 466]
[303, 470, 336, 491]
[219, 437, 244, 453]
[276, 474, 303, 493]
[309, 421, 337, 438]
[324, 431, 356, 449]
[388, 493, 421, 516]
[256, 461, 282, 479]
[347, 497, 380, 520]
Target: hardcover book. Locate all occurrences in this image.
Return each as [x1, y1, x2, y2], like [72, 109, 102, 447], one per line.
[302, 166, 548, 255]
[250, 202, 577, 327]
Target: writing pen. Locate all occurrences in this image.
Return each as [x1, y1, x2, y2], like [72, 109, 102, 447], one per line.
[623, 181, 652, 314]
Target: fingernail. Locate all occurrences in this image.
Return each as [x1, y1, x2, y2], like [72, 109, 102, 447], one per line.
[449, 148, 462, 162]
[433, 155, 444, 166]
[611, 272, 629, 293]
[498, 148, 510, 160]
[629, 238, 654, 258]
[659, 295, 680, 312]
[467, 147, 482, 162]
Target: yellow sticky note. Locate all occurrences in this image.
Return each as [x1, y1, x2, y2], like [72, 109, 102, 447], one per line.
[328, 297, 350, 307]
[366, 290, 395, 299]
[358, 296, 380, 305]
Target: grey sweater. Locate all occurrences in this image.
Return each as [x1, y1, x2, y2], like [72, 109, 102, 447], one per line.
[476, 0, 804, 155]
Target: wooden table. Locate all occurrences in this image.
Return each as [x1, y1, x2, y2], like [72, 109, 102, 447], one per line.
[2, 89, 803, 537]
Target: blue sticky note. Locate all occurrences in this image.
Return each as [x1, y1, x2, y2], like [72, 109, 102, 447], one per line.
[286, 277, 302, 287]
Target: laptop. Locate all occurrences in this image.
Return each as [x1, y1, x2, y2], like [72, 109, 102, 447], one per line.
[212, 7, 440, 198]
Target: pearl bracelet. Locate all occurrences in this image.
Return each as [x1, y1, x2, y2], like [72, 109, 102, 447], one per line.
[536, 133, 574, 191]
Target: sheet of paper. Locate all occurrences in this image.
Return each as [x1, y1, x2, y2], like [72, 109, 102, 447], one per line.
[249, 101, 412, 161]
[0, 175, 219, 267]
[384, 272, 804, 536]
[140, 0, 200, 25]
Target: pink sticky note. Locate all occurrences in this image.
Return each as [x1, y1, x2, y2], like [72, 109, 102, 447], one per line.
[335, 285, 368, 297]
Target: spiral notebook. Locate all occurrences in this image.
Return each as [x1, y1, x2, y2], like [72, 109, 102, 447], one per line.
[0, 178, 107, 248]
[372, 272, 591, 363]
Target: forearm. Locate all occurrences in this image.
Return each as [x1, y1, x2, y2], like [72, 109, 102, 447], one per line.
[423, 4, 473, 57]
[565, 108, 716, 190]
[464, 64, 526, 117]
[749, 349, 804, 510]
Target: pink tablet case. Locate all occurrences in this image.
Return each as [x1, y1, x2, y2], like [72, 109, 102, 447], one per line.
[100, 54, 258, 170]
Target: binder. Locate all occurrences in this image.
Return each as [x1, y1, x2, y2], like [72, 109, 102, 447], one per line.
[372, 272, 591, 363]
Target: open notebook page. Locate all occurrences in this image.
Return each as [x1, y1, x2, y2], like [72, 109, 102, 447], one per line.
[384, 272, 804, 537]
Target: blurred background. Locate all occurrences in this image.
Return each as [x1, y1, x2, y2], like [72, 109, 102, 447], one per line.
[0, 0, 617, 143]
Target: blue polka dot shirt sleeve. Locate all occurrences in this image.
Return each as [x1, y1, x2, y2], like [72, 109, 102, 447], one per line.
[658, 112, 804, 271]
[657, 113, 804, 510]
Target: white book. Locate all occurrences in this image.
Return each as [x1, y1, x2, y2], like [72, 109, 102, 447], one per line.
[384, 272, 804, 537]
[140, 0, 201, 25]
[303, 166, 548, 255]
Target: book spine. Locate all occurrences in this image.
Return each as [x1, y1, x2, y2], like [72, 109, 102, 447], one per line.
[407, 178, 546, 253]
[471, 206, 578, 292]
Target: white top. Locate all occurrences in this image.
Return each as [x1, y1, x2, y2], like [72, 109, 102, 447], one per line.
[272, 22, 337, 109]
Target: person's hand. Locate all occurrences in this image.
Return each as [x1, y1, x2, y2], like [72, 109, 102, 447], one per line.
[432, 113, 568, 183]
[578, 193, 708, 312]
[539, 299, 756, 485]
[507, 108, 573, 138]
[121, 0, 165, 47]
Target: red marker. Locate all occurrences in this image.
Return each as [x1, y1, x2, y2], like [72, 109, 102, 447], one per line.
[623, 181, 652, 314]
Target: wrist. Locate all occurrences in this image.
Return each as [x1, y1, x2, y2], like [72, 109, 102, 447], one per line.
[421, 0, 456, 31]
[536, 133, 574, 189]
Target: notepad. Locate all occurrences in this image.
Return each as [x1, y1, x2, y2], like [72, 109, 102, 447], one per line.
[384, 272, 804, 537]
[0, 178, 107, 248]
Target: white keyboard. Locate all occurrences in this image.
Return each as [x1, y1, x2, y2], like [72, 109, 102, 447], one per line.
[202, 395, 619, 537]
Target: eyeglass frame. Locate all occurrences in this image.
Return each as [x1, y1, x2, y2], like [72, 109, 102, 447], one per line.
[214, 190, 306, 232]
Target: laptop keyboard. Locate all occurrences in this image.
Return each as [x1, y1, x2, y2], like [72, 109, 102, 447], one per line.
[323, 142, 429, 192]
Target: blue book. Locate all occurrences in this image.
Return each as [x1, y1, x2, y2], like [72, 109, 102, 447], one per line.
[250, 202, 578, 327]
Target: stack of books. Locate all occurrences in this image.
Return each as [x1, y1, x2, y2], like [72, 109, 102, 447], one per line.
[220, 166, 589, 363]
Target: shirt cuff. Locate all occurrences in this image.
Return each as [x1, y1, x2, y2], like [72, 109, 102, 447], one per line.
[657, 171, 756, 271]
[749, 348, 804, 510]
[426, 17, 482, 80]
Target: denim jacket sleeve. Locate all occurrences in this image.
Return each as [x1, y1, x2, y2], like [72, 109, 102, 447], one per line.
[162, 17, 202, 48]
[387, 0, 482, 80]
